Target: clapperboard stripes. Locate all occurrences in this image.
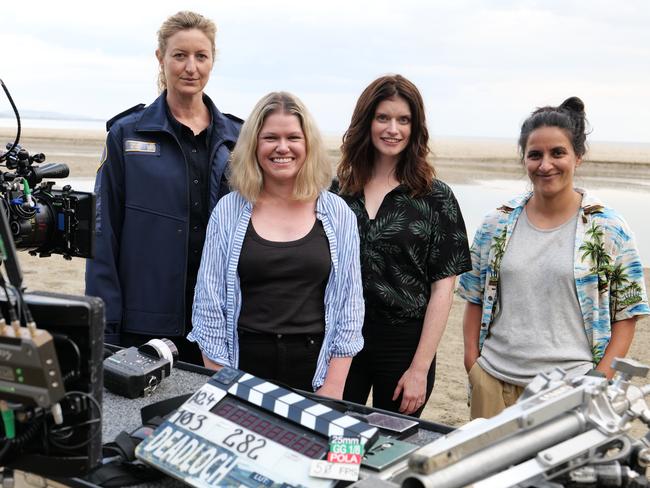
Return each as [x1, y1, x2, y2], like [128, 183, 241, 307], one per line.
[208, 369, 379, 448]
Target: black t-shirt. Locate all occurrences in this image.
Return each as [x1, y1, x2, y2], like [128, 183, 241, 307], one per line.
[237, 220, 331, 335]
[339, 180, 472, 327]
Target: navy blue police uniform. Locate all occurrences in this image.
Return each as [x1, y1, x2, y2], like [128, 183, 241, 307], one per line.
[85, 91, 241, 357]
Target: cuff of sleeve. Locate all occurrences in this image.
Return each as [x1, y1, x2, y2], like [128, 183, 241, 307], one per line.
[456, 288, 482, 305]
[331, 339, 364, 358]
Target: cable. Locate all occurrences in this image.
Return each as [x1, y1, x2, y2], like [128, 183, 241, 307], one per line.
[51, 333, 82, 384]
[0, 78, 21, 163]
[0, 401, 15, 440]
[48, 391, 102, 451]
[3, 282, 24, 324]
[0, 272, 19, 327]
[0, 410, 44, 464]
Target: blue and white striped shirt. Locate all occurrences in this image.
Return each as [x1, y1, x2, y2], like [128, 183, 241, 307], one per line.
[188, 190, 365, 390]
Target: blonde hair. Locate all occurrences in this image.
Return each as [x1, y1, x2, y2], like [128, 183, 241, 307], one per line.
[228, 92, 331, 202]
[156, 11, 217, 92]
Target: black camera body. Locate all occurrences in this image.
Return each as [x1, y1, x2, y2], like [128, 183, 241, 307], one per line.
[1, 143, 95, 259]
[104, 339, 178, 399]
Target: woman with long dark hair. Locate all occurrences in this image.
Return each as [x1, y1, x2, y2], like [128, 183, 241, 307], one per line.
[336, 75, 472, 416]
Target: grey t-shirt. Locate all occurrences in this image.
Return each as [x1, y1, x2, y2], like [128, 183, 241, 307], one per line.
[478, 208, 592, 386]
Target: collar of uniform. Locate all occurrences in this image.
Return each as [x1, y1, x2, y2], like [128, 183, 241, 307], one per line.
[136, 91, 239, 145]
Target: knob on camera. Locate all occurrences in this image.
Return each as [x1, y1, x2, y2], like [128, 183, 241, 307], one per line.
[103, 338, 179, 399]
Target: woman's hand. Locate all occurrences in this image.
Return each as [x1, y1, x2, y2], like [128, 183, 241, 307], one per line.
[202, 354, 224, 371]
[393, 367, 428, 415]
[315, 357, 353, 400]
[463, 302, 482, 373]
[595, 317, 637, 379]
[464, 352, 479, 374]
[315, 382, 344, 400]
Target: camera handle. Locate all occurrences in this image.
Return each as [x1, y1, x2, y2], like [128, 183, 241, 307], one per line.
[0, 77, 24, 289]
[0, 203, 23, 289]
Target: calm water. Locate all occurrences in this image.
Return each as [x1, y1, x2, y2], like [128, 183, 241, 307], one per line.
[451, 179, 650, 265]
[0, 117, 105, 131]
[60, 176, 650, 265]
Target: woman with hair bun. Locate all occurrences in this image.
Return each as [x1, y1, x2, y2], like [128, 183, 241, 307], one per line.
[459, 97, 649, 419]
[336, 75, 472, 416]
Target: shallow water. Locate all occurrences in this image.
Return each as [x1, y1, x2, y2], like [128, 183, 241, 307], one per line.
[59, 176, 650, 265]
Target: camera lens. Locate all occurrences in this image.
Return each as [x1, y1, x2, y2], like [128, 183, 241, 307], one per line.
[139, 338, 179, 365]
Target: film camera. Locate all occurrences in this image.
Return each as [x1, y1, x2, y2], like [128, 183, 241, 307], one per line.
[0, 78, 102, 479]
[0, 143, 95, 260]
[0, 79, 94, 261]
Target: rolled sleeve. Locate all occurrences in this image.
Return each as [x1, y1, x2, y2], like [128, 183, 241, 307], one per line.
[330, 224, 365, 358]
[610, 227, 650, 322]
[458, 224, 488, 305]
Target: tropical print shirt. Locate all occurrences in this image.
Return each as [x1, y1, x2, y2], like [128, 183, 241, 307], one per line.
[458, 189, 649, 364]
[339, 180, 472, 327]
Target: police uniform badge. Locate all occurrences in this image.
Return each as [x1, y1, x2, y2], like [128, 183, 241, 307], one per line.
[124, 140, 159, 154]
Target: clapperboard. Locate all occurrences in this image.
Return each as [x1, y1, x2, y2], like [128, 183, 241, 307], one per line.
[136, 367, 379, 487]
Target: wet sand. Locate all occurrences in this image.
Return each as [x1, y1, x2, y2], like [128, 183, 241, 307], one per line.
[4, 127, 650, 431]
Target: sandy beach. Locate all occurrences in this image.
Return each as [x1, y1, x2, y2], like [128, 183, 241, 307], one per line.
[3, 127, 650, 431]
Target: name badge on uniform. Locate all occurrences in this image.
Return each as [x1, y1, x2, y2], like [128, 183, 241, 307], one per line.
[124, 140, 159, 154]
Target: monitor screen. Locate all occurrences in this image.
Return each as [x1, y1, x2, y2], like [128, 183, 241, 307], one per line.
[0, 290, 104, 477]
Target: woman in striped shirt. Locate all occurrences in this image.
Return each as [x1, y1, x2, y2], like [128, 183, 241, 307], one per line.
[188, 92, 364, 398]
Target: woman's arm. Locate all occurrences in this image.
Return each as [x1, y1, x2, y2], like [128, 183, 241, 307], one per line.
[463, 302, 482, 373]
[316, 357, 353, 399]
[189, 202, 235, 367]
[595, 317, 637, 379]
[202, 354, 225, 371]
[85, 130, 126, 345]
[392, 275, 456, 415]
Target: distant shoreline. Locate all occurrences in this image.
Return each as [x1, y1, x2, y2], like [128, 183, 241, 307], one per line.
[3, 128, 650, 184]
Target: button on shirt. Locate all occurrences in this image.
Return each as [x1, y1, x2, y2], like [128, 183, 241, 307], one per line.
[166, 107, 213, 326]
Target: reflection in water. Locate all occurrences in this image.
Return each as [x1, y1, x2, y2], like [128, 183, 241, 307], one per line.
[58, 176, 650, 265]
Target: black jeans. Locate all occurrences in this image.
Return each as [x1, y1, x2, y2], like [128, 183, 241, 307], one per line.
[237, 329, 323, 392]
[343, 321, 436, 418]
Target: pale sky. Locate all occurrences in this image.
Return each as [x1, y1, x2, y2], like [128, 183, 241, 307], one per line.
[1, 0, 649, 142]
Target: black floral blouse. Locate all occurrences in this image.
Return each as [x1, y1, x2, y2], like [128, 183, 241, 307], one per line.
[338, 180, 472, 327]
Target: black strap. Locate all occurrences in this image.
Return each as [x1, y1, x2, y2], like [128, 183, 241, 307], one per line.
[140, 393, 191, 425]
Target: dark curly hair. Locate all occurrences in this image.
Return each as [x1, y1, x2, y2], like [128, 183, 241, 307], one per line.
[337, 74, 435, 196]
[518, 96, 589, 161]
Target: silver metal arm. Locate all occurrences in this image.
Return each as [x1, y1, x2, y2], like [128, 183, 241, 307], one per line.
[398, 358, 650, 488]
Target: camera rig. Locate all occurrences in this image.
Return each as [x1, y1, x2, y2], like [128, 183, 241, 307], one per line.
[0, 78, 103, 480]
[0, 78, 95, 262]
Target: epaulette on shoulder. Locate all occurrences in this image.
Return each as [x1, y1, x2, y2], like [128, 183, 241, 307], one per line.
[106, 103, 146, 131]
[224, 113, 244, 125]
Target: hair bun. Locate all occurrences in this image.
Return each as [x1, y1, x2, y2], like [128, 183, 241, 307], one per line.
[560, 96, 585, 114]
